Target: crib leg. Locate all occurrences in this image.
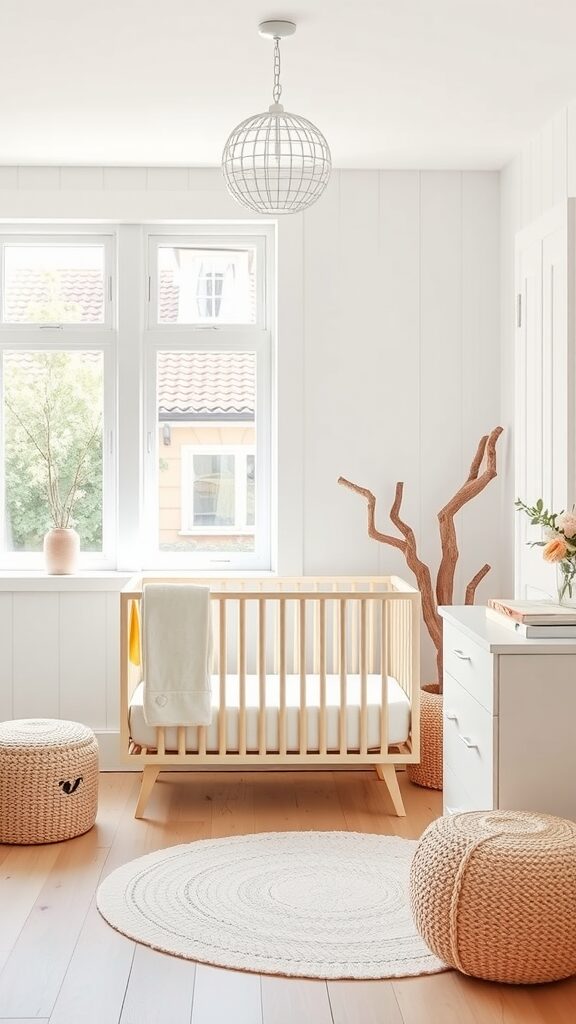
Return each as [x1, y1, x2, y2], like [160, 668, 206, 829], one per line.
[375, 764, 406, 817]
[135, 766, 160, 819]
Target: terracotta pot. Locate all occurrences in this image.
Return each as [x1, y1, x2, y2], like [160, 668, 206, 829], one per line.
[407, 683, 443, 790]
[43, 528, 80, 575]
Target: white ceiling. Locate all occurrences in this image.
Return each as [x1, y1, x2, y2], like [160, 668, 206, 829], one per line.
[1, 0, 576, 169]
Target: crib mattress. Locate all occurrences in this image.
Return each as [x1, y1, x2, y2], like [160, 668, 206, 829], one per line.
[129, 674, 411, 754]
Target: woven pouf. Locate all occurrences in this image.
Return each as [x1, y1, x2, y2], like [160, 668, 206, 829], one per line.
[410, 810, 576, 984]
[0, 719, 99, 844]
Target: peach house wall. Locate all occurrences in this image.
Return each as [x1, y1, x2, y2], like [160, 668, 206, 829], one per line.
[158, 422, 255, 545]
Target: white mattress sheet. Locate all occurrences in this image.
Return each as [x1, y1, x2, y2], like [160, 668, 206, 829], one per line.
[129, 673, 411, 754]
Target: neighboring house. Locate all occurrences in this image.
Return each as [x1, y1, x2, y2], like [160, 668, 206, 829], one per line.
[158, 350, 255, 553]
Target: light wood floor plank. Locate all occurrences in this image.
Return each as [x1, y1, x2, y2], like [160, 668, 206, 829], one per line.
[191, 964, 262, 1024]
[0, 831, 107, 1018]
[0, 844, 59, 952]
[209, 773, 256, 838]
[328, 979, 404, 1023]
[48, 898, 135, 1024]
[119, 944, 196, 1024]
[261, 976, 333, 1024]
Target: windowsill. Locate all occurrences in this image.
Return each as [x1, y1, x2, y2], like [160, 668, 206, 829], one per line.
[0, 570, 134, 591]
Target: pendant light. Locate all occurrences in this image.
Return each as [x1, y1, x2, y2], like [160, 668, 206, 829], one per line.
[222, 20, 332, 215]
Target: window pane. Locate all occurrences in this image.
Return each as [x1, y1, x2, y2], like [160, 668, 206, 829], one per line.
[158, 351, 256, 553]
[157, 245, 257, 324]
[3, 244, 105, 324]
[193, 453, 235, 527]
[3, 351, 104, 552]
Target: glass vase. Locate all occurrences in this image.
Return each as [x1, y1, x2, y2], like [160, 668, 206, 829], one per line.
[556, 559, 576, 606]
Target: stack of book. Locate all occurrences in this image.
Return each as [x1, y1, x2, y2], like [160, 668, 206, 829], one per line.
[486, 599, 576, 638]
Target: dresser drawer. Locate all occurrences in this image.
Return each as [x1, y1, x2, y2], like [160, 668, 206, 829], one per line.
[443, 670, 496, 810]
[443, 763, 481, 814]
[444, 622, 494, 712]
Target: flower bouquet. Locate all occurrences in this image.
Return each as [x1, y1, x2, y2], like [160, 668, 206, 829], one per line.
[515, 498, 576, 604]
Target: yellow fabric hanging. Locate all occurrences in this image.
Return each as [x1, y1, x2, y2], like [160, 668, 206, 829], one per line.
[129, 601, 141, 666]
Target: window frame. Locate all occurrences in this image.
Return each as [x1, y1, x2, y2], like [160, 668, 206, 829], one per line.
[0, 227, 117, 570]
[180, 443, 257, 535]
[0, 231, 115, 331]
[143, 224, 274, 572]
[147, 232, 266, 330]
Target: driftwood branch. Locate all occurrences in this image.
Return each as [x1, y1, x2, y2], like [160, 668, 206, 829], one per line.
[338, 425, 503, 688]
[465, 564, 492, 605]
[337, 477, 406, 551]
[436, 426, 503, 606]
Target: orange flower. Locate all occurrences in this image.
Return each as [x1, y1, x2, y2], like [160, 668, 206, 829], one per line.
[543, 537, 568, 562]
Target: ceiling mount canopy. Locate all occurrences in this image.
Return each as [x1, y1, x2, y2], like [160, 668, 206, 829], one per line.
[222, 20, 332, 216]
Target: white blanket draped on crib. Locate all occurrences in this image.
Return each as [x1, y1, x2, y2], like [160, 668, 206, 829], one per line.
[142, 584, 212, 727]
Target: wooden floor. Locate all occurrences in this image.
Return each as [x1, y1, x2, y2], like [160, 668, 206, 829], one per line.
[1, 769, 575, 1023]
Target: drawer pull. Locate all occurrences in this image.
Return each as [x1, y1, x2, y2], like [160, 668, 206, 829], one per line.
[453, 648, 471, 661]
[445, 710, 458, 721]
[458, 733, 478, 750]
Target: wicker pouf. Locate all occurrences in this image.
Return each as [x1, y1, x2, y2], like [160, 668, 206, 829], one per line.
[0, 719, 99, 844]
[410, 810, 576, 984]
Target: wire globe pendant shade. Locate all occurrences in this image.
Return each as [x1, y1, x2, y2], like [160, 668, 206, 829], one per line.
[222, 24, 331, 215]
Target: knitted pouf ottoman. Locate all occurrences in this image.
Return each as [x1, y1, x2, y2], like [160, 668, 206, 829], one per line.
[0, 719, 99, 844]
[410, 810, 576, 984]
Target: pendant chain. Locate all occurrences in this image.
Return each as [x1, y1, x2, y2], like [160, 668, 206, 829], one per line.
[272, 38, 282, 104]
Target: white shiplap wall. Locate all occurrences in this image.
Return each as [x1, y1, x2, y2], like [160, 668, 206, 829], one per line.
[0, 166, 500, 761]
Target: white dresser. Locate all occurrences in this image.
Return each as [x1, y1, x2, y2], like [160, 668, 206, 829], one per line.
[440, 606, 576, 821]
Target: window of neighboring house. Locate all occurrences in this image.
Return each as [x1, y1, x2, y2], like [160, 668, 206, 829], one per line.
[146, 227, 272, 569]
[181, 446, 256, 534]
[0, 232, 116, 567]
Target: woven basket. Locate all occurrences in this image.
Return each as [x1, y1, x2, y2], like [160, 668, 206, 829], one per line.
[407, 683, 443, 790]
[410, 810, 576, 984]
[0, 719, 99, 844]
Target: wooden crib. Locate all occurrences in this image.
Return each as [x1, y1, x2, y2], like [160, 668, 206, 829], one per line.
[120, 575, 421, 818]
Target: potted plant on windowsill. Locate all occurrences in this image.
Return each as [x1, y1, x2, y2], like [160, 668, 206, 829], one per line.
[5, 352, 102, 575]
[338, 425, 503, 790]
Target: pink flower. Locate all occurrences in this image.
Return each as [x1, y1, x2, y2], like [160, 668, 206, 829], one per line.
[557, 511, 576, 538]
[543, 538, 568, 562]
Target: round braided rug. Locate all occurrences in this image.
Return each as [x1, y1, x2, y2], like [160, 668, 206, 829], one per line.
[97, 830, 447, 979]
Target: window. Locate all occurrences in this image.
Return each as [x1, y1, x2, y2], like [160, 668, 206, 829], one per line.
[0, 237, 112, 327]
[146, 228, 272, 570]
[0, 225, 274, 571]
[0, 231, 116, 568]
[152, 239, 260, 326]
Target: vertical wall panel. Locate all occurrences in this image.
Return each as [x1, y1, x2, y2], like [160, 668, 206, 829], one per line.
[460, 172, 502, 603]
[105, 592, 121, 731]
[12, 594, 59, 718]
[375, 171, 421, 579]
[419, 173, 463, 601]
[59, 593, 108, 728]
[0, 594, 13, 720]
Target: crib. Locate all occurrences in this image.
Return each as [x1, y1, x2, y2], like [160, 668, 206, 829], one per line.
[120, 575, 421, 818]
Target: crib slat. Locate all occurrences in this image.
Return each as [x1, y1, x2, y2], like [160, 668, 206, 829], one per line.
[219, 600, 227, 755]
[319, 600, 327, 755]
[380, 600, 389, 754]
[339, 599, 347, 754]
[157, 726, 165, 757]
[177, 726, 186, 757]
[332, 582, 338, 673]
[299, 599, 307, 755]
[360, 599, 368, 755]
[258, 600, 266, 755]
[198, 725, 207, 756]
[279, 601, 287, 756]
[239, 600, 247, 756]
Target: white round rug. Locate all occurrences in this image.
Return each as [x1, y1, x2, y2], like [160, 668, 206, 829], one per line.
[97, 830, 447, 979]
